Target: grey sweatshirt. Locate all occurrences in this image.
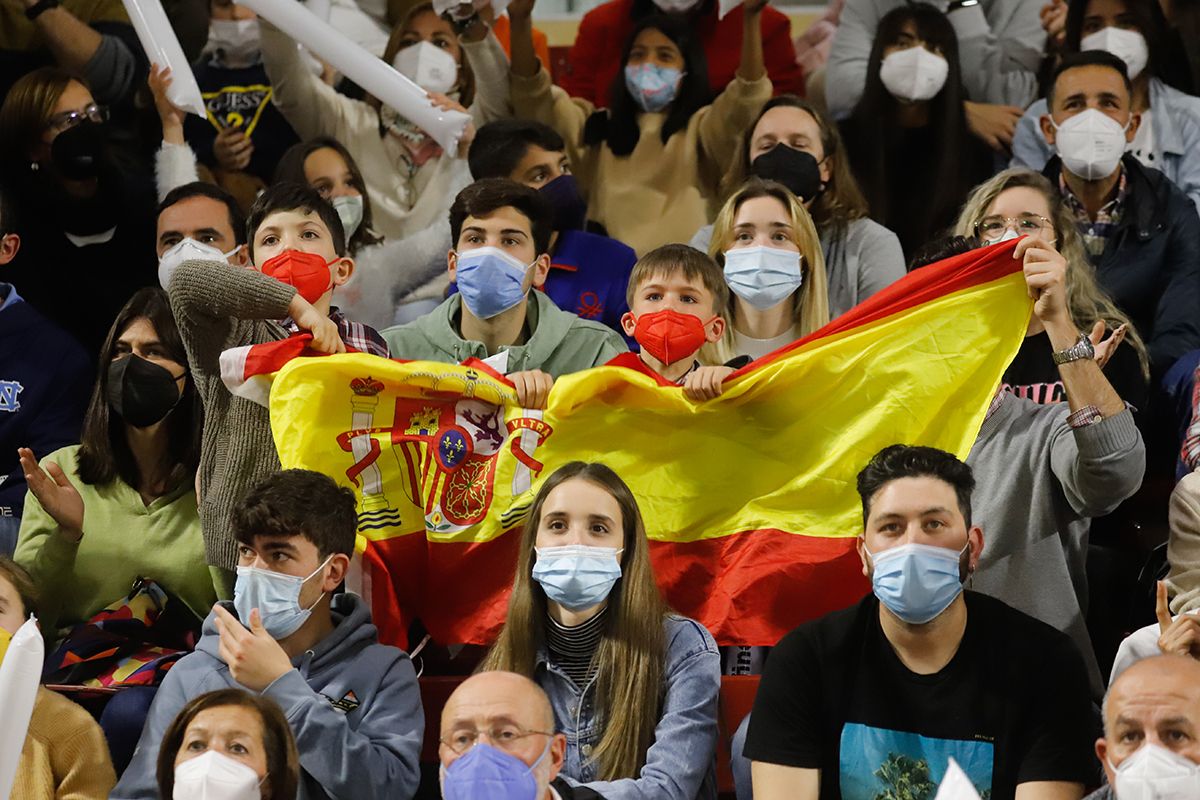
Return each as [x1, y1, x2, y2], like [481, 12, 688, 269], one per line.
[110, 594, 424, 800]
[966, 393, 1145, 697]
[824, 0, 1046, 119]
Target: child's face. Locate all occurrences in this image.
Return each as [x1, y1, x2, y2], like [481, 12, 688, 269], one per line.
[622, 269, 726, 349]
[0, 576, 25, 636]
[253, 208, 353, 292]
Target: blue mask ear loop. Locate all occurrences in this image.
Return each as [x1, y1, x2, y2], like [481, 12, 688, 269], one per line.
[300, 554, 335, 614]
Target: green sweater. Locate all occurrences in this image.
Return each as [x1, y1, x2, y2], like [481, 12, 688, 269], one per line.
[14, 446, 215, 636]
[381, 291, 627, 376]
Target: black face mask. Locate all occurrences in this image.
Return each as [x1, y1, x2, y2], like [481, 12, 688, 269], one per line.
[106, 355, 184, 428]
[538, 173, 588, 232]
[750, 145, 825, 203]
[50, 120, 109, 181]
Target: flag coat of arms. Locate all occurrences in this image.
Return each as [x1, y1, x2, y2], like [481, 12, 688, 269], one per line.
[225, 241, 1032, 648]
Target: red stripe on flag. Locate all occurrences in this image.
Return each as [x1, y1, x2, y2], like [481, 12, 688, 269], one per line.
[364, 531, 866, 648]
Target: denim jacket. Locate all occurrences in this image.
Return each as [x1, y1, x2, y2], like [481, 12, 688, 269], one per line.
[1012, 77, 1200, 213]
[535, 614, 721, 800]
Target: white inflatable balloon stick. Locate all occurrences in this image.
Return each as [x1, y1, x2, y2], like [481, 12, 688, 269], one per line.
[238, 0, 471, 153]
[0, 618, 45, 800]
[120, 0, 207, 116]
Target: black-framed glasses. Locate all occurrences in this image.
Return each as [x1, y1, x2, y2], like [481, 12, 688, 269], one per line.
[976, 213, 1052, 242]
[439, 725, 554, 756]
[46, 103, 109, 133]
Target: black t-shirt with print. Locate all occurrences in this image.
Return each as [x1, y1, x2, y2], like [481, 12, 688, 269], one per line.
[744, 592, 1096, 800]
[1002, 331, 1148, 412]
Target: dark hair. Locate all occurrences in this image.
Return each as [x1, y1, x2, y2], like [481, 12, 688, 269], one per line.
[907, 234, 978, 271]
[0, 183, 15, 235]
[725, 95, 869, 234]
[245, 182, 346, 262]
[0, 67, 75, 178]
[468, 119, 566, 181]
[0, 556, 38, 620]
[78, 288, 201, 489]
[627, 242, 728, 312]
[232, 469, 358, 558]
[856, 444, 975, 527]
[1062, 0, 1192, 91]
[158, 182, 247, 246]
[273, 137, 382, 255]
[448, 178, 553, 255]
[844, 4, 974, 248]
[1047, 50, 1134, 108]
[156, 689, 300, 800]
[584, 15, 712, 157]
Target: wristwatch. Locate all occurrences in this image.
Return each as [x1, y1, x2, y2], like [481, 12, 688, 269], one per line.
[1051, 333, 1095, 365]
[25, 0, 59, 19]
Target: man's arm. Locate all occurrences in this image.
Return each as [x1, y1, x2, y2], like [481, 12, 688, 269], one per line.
[1013, 782, 1084, 800]
[952, 0, 1044, 108]
[1146, 190, 1200, 371]
[22, 3, 138, 104]
[823, 0, 878, 119]
[751, 763, 820, 800]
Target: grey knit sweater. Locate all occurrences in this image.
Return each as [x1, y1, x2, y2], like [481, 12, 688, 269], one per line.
[967, 392, 1145, 697]
[168, 258, 296, 570]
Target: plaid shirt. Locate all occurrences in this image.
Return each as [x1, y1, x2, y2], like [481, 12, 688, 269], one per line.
[283, 307, 390, 357]
[1183, 364, 1200, 471]
[1061, 169, 1127, 259]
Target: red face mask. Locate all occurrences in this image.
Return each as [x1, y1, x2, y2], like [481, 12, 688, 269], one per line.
[625, 308, 713, 365]
[261, 249, 334, 304]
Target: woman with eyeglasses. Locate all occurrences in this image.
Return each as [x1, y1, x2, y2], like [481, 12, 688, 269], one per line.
[955, 168, 1150, 410]
[0, 67, 157, 356]
[481, 462, 721, 800]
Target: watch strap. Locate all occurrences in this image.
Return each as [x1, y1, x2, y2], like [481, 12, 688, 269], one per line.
[1051, 333, 1095, 365]
[25, 0, 60, 19]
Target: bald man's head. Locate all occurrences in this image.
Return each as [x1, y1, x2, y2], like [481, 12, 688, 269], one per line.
[1097, 655, 1200, 790]
[439, 671, 566, 799]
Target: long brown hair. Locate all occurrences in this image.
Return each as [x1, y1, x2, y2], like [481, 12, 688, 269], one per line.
[722, 95, 869, 236]
[274, 137, 384, 255]
[702, 178, 831, 364]
[481, 462, 668, 780]
[156, 689, 300, 800]
[0, 67, 74, 178]
[376, 3, 475, 111]
[953, 168, 1150, 379]
[78, 288, 202, 488]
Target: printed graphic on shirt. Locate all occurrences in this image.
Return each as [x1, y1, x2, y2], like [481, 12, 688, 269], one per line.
[839, 723, 994, 800]
[0, 380, 23, 413]
[324, 689, 360, 713]
[1003, 380, 1066, 404]
[575, 291, 604, 320]
[202, 85, 273, 137]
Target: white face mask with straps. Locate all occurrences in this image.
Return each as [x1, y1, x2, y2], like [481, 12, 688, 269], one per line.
[879, 46, 949, 102]
[1110, 743, 1200, 800]
[173, 750, 265, 800]
[1052, 108, 1131, 181]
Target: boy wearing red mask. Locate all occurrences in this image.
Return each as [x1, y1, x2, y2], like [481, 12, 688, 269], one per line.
[167, 182, 388, 593]
[612, 243, 739, 400]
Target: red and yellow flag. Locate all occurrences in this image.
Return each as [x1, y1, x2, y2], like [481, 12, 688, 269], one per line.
[260, 241, 1031, 648]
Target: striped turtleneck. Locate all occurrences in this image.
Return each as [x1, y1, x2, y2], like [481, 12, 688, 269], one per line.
[545, 606, 608, 687]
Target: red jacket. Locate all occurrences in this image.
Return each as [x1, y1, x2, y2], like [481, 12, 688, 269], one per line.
[560, 0, 804, 108]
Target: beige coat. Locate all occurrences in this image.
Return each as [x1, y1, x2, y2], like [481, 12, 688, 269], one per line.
[511, 66, 772, 255]
[1168, 471, 1200, 613]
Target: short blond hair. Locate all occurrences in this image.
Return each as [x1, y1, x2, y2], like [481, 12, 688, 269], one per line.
[626, 244, 729, 316]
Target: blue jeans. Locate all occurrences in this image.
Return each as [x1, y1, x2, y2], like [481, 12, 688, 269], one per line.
[732, 712, 753, 800]
[99, 686, 158, 778]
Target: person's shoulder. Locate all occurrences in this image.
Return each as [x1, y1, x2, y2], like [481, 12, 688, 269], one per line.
[40, 445, 83, 471]
[560, 229, 636, 263]
[662, 613, 719, 656]
[966, 591, 1078, 653]
[28, 687, 104, 742]
[775, 595, 874, 660]
[579, 0, 631, 25]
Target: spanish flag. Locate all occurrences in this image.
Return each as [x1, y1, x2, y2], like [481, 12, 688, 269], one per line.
[252, 240, 1031, 648]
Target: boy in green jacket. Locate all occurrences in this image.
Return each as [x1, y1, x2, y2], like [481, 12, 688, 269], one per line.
[381, 179, 627, 408]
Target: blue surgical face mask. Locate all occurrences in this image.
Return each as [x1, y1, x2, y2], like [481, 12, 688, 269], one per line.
[532, 544, 623, 611]
[454, 246, 532, 320]
[233, 555, 333, 639]
[624, 63, 684, 113]
[723, 246, 804, 311]
[865, 541, 968, 624]
[440, 741, 549, 800]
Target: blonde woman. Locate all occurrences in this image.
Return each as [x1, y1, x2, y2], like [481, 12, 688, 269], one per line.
[481, 462, 721, 800]
[701, 178, 831, 366]
[954, 168, 1150, 409]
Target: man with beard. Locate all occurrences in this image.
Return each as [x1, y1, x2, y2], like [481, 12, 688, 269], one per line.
[745, 444, 1097, 800]
[0, 68, 156, 355]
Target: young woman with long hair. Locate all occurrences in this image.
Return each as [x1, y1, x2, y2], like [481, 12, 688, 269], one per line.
[15, 288, 211, 636]
[692, 95, 905, 318]
[700, 178, 831, 365]
[954, 168, 1150, 409]
[482, 462, 721, 800]
[507, 0, 773, 255]
[840, 4, 993, 259]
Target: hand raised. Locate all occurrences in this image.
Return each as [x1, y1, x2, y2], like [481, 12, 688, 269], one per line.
[18, 448, 84, 541]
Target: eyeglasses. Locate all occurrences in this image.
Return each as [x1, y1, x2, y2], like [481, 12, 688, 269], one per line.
[439, 725, 554, 756]
[976, 213, 1053, 242]
[46, 103, 109, 134]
